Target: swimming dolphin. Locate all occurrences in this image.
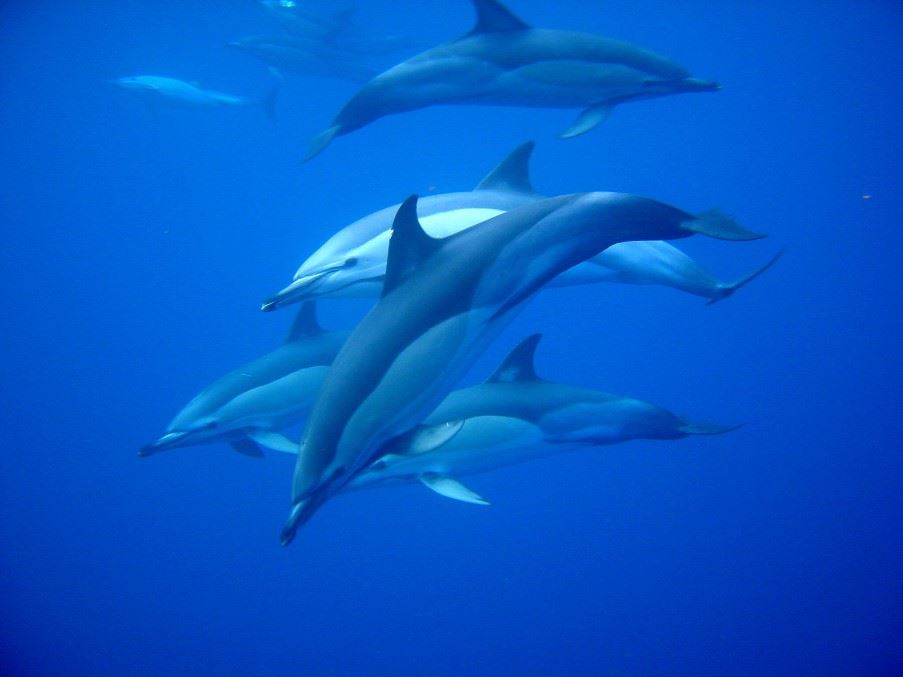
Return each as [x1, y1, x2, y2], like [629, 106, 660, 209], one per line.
[263, 142, 779, 311]
[140, 303, 347, 458]
[228, 35, 379, 83]
[258, 0, 417, 57]
[305, 0, 719, 159]
[112, 75, 278, 119]
[259, 0, 357, 40]
[345, 334, 738, 505]
[281, 191, 763, 543]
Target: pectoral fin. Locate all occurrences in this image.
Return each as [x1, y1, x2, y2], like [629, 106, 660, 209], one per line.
[393, 420, 465, 455]
[419, 474, 490, 506]
[305, 125, 341, 162]
[560, 103, 613, 139]
[247, 430, 298, 454]
[230, 438, 264, 458]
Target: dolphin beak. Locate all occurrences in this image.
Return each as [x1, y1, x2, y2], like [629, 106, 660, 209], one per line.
[139, 431, 190, 456]
[260, 270, 332, 312]
[680, 77, 721, 92]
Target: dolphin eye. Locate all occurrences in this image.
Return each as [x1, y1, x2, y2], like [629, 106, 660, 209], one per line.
[344, 257, 358, 268]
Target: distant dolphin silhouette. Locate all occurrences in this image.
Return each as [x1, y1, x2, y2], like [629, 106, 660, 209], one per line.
[258, 0, 417, 56]
[141, 303, 346, 458]
[347, 334, 739, 505]
[112, 75, 277, 119]
[306, 0, 719, 159]
[281, 191, 763, 543]
[228, 35, 379, 83]
[264, 143, 778, 310]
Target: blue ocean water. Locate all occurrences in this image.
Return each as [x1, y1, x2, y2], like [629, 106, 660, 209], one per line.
[1, 0, 902, 674]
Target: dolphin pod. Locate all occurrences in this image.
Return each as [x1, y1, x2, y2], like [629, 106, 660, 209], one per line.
[134, 2, 778, 547]
[142, 304, 346, 458]
[347, 334, 738, 504]
[263, 142, 780, 311]
[306, 0, 718, 159]
[281, 192, 762, 543]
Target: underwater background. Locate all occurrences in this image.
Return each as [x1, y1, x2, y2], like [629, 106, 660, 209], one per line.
[2, 0, 902, 674]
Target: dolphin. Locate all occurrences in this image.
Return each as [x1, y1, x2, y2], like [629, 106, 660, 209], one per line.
[343, 334, 738, 505]
[281, 190, 764, 543]
[258, 0, 418, 57]
[305, 0, 719, 159]
[112, 75, 278, 119]
[259, 0, 357, 40]
[141, 303, 347, 458]
[262, 142, 779, 311]
[228, 35, 380, 83]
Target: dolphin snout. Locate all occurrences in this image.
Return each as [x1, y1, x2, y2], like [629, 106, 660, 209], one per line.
[680, 77, 721, 92]
[139, 430, 189, 456]
[261, 270, 332, 312]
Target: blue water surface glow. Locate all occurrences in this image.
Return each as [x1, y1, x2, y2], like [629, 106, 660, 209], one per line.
[1, 0, 902, 674]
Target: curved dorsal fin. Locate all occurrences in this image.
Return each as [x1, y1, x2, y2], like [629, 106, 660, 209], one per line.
[474, 141, 537, 194]
[466, 0, 530, 36]
[286, 301, 322, 342]
[383, 195, 443, 298]
[488, 333, 543, 383]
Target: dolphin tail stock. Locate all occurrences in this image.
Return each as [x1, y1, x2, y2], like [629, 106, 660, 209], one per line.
[707, 250, 785, 305]
[684, 210, 766, 241]
[678, 421, 744, 436]
[304, 125, 342, 162]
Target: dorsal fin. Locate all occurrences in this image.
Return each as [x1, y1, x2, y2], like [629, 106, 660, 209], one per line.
[474, 141, 537, 194]
[488, 333, 543, 383]
[466, 0, 530, 36]
[383, 195, 443, 298]
[286, 301, 322, 342]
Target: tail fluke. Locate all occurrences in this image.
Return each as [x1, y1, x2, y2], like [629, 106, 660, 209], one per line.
[685, 210, 766, 241]
[708, 250, 784, 305]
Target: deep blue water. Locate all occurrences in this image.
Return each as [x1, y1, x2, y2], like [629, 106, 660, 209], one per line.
[2, 1, 902, 674]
